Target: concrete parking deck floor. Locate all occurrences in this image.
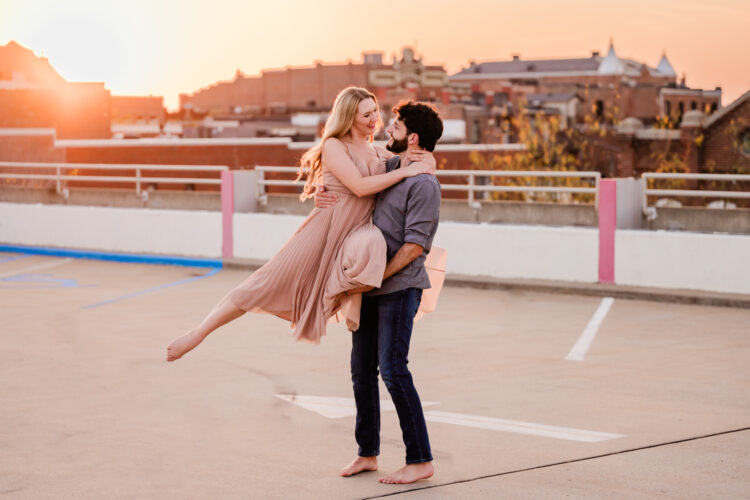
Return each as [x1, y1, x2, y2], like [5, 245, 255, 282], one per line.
[1, 252, 749, 499]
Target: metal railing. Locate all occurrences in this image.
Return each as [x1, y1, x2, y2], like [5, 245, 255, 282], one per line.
[255, 166, 304, 205]
[0, 161, 228, 201]
[435, 169, 600, 209]
[256, 166, 601, 208]
[642, 172, 750, 218]
[5, 162, 747, 215]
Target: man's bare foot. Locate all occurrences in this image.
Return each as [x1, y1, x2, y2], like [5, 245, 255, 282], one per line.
[379, 462, 434, 484]
[340, 456, 378, 477]
[166, 330, 203, 362]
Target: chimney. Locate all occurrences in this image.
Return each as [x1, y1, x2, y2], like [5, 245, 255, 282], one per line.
[511, 54, 521, 61]
[591, 50, 600, 58]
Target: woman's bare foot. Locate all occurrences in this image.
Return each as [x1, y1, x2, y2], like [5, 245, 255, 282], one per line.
[166, 330, 203, 362]
[340, 456, 378, 477]
[378, 462, 434, 484]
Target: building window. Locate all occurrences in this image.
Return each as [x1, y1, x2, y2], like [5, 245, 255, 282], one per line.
[710, 103, 718, 113]
[690, 101, 697, 110]
[740, 129, 750, 158]
[665, 100, 672, 117]
[595, 100, 604, 118]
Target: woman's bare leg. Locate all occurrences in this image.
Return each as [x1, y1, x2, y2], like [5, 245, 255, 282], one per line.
[166, 294, 246, 362]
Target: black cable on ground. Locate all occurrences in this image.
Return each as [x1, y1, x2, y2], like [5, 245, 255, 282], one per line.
[360, 426, 750, 499]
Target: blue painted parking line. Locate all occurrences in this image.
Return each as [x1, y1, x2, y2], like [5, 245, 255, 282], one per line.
[0, 245, 223, 269]
[0, 254, 32, 264]
[82, 267, 221, 309]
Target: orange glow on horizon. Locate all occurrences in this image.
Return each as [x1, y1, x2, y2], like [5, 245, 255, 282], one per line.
[2, 0, 748, 110]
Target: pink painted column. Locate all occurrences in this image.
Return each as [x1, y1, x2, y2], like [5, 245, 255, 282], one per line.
[220, 170, 234, 259]
[598, 179, 616, 284]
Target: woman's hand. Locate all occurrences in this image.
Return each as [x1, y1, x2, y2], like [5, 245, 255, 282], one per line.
[407, 150, 436, 171]
[402, 161, 435, 178]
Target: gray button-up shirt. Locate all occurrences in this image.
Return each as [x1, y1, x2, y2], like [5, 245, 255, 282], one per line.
[368, 156, 441, 296]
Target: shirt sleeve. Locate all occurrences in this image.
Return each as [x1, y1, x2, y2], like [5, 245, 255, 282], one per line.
[404, 177, 440, 248]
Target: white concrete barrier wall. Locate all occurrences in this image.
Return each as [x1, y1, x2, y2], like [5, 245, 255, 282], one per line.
[233, 213, 305, 260]
[3, 202, 749, 294]
[0, 203, 221, 257]
[616, 229, 750, 295]
[433, 222, 598, 282]
[232, 215, 599, 283]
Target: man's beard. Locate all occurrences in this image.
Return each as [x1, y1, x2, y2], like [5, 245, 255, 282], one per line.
[386, 136, 408, 153]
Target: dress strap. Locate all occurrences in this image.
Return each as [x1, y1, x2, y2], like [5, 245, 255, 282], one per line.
[372, 144, 389, 167]
[341, 140, 357, 164]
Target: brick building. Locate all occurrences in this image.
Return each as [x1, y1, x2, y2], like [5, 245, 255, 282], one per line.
[179, 48, 447, 116]
[110, 96, 168, 138]
[449, 41, 722, 142]
[698, 90, 750, 172]
[0, 41, 111, 139]
[614, 89, 750, 177]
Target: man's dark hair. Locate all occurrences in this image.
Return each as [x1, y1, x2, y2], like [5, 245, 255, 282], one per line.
[392, 101, 443, 152]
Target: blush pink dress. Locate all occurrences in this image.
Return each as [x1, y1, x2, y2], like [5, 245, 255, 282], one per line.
[228, 143, 446, 344]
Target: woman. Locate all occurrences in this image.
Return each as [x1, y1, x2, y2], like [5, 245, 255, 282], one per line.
[166, 87, 434, 361]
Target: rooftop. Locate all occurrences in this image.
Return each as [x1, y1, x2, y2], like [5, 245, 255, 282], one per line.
[451, 42, 675, 80]
[2, 250, 749, 498]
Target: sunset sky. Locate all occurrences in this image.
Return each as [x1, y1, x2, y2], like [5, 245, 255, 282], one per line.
[2, 0, 748, 110]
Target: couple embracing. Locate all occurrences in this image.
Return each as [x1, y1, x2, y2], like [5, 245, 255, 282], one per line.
[166, 86, 445, 484]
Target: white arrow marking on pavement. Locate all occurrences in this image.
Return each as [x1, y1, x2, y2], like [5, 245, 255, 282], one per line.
[275, 395, 625, 442]
[423, 411, 625, 442]
[275, 394, 438, 419]
[565, 297, 615, 361]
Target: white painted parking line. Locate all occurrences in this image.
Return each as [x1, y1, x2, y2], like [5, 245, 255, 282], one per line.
[0, 258, 74, 279]
[565, 297, 615, 361]
[276, 394, 625, 442]
[423, 411, 624, 442]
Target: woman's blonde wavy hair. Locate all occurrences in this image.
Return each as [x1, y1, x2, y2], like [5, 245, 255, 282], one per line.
[297, 86, 381, 201]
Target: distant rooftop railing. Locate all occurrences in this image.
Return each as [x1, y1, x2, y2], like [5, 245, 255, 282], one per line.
[642, 172, 750, 218]
[255, 166, 601, 209]
[0, 161, 228, 201]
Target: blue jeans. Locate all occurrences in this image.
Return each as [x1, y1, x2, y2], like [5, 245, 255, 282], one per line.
[350, 288, 432, 464]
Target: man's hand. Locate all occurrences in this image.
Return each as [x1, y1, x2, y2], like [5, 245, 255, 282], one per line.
[383, 243, 424, 281]
[314, 185, 339, 209]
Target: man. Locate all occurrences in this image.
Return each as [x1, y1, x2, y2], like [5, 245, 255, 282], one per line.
[315, 101, 443, 484]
